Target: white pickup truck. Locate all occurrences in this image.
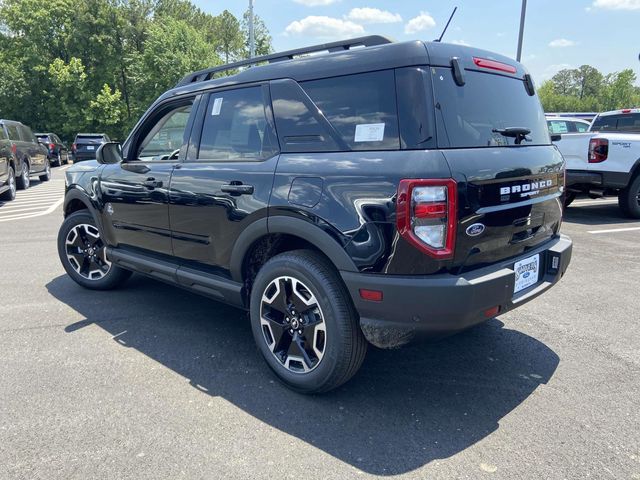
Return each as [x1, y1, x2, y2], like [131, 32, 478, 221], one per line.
[553, 108, 640, 218]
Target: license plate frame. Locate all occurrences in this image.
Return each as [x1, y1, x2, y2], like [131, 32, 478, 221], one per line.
[513, 254, 540, 294]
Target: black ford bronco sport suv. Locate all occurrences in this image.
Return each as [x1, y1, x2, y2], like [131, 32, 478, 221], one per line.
[58, 36, 572, 393]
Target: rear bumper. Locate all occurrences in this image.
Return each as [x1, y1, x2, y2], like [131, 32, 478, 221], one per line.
[72, 154, 96, 163]
[341, 234, 572, 348]
[567, 169, 630, 189]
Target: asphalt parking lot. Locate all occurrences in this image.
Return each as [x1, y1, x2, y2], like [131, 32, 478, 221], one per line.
[0, 171, 638, 479]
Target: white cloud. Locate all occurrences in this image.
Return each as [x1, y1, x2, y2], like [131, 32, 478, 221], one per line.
[592, 0, 640, 9]
[284, 16, 365, 38]
[450, 39, 470, 46]
[345, 8, 401, 24]
[404, 12, 436, 34]
[548, 38, 577, 48]
[293, 0, 340, 6]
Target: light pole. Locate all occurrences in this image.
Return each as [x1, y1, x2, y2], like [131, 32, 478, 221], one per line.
[516, 0, 527, 62]
[249, 0, 255, 59]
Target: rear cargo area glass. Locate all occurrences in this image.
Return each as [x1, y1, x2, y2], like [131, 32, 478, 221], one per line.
[432, 68, 549, 148]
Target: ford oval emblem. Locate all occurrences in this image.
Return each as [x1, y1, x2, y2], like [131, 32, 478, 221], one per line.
[466, 223, 485, 237]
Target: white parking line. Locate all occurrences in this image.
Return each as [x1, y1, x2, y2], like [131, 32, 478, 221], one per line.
[588, 226, 640, 234]
[0, 197, 64, 222]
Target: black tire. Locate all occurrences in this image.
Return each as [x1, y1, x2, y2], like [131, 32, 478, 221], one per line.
[57, 211, 132, 290]
[39, 162, 51, 182]
[0, 166, 16, 201]
[53, 153, 61, 167]
[564, 192, 576, 208]
[618, 175, 640, 219]
[250, 249, 367, 394]
[16, 160, 29, 190]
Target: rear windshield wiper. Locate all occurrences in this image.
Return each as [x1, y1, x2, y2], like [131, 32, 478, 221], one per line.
[492, 127, 531, 145]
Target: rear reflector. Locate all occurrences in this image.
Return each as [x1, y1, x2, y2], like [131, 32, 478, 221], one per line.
[359, 289, 383, 302]
[484, 306, 500, 318]
[473, 57, 517, 74]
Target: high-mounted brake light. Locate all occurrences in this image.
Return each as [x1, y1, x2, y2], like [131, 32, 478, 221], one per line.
[396, 179, 457, 259]
[588, 138, 608, 163]
[473, 57, 517, 74]
[621, 109, 632, 114]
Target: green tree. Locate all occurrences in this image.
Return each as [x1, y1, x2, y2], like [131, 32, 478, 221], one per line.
[89, 84, 127, 139]
[215, 10, 243, 63]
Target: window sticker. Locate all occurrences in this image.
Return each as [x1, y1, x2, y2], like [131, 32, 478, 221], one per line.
[354, 123, 385, 142]
[211, 97, 223, 116]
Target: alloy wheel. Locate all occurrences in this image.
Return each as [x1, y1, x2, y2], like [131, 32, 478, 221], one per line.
[22, 165, 29, 188]
[65, 223, 111, 280]
[260, 276, 327, 373]
[9, 170, 16, 198]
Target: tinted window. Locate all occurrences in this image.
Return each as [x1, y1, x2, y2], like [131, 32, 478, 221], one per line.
[574, 122, 589, 133]
[6, 124, 19, 141]
[548, 120, 569, 134]
[396, 67, 436, 150]
[37, 135, 51, 143]
[432, 68, 549, 147]
[0, 127, 7, 141]
[591, 113, 640, 133]
[198, 86, 277, 161]
[19, 125, 35, 143]
[302, 70, 399, 151]
[138, 103, 192, 161]
[76, 135, 106, 144]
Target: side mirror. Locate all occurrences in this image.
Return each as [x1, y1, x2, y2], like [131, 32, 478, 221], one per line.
[96, 142, 123, 164]
[550, 134, 562, 142]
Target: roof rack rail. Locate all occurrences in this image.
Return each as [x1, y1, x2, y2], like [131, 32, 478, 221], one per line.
[175, 35, 393, 87]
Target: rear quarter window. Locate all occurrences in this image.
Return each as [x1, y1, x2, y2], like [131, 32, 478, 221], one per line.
[301, 70, 399, 151]
[6, 124, 20, 141]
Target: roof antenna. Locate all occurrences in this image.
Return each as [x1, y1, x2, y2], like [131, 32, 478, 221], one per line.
[435, 6, 457, 42]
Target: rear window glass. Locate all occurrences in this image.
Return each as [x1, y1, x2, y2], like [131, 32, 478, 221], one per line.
[76, 136, 105, 144]
[432, 68, 550, 147]
[591, 113, 640, 133]
[301, 70, 399, 151]
[37, 135, 50, 142]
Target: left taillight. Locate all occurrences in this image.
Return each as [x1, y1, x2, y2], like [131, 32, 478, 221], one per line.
[396, 179, 457, 259]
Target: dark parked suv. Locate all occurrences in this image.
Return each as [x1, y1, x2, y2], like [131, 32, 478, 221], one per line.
[0, 119, 51, 199]
[58, 36, 572, 393]
[71, 133, 110, 162]
[36, 132, 69, 166]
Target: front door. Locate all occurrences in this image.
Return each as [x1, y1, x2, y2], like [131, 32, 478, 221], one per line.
[99, 96, 197, 257]
[169, 85, 280, 276]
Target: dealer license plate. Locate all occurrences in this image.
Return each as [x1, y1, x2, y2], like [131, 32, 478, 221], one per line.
[513, 254, 540, 294]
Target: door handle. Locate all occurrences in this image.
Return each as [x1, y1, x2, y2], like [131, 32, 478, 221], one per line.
[221, 183, 254, 195]
[143, 177, 163, 189]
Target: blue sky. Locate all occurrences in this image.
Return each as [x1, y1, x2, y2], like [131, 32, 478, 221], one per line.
[193, 0, 639, 85]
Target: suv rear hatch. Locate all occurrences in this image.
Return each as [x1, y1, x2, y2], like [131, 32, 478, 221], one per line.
[75, 135, 104, 155]
[427, 45, 564, 271]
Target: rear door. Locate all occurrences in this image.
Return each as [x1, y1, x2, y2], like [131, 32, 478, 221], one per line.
[430, 61, 564, 270]
[19, 125, 46, 173]
[99, 96, 198, 257]
[168, 84, 279, 277]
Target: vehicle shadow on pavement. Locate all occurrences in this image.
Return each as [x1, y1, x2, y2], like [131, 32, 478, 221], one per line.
[47, 274, 559, 476]
[564, 203, 639, 226]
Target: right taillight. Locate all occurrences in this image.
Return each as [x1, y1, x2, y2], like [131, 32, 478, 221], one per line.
[588, 138, 608, 163]
[396, 179, 457, 259]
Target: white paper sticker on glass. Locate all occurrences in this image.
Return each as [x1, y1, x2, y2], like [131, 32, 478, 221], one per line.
[354, 123, 385, 142]
[211, 98, 223, 116]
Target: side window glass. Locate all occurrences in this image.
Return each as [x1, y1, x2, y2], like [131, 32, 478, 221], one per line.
[575, 122, 588, 133]
[0, 127, 7, 141]
[302, 70, 399, 151]
[7, 125, 19, 141]
[137, 102, 193, 161]
[396, 67, 436, 150]
[548, 121, 568, 134]
[198, 86, 277, 161]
